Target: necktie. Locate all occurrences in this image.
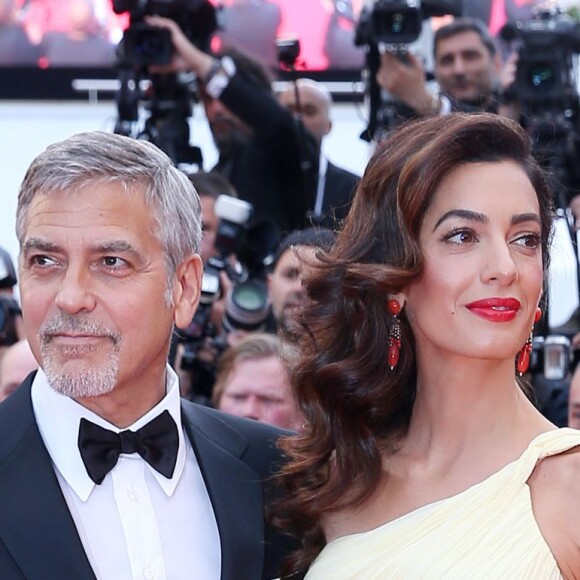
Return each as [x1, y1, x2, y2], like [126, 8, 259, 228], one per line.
[78, 410, 179, 485]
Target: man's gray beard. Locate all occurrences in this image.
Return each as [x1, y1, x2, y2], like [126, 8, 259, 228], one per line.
[39, 313, 122, 398]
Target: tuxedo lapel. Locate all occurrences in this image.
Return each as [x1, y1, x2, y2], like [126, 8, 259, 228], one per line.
[181, 403, 266, 580]
[0, 378, 95, 579]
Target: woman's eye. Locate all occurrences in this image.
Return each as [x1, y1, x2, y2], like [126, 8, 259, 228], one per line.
[513, 233, 541, 249]
[444, 229, 476, 244]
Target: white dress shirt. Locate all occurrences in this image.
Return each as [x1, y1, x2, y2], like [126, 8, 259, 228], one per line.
[31, 365, 221, 580]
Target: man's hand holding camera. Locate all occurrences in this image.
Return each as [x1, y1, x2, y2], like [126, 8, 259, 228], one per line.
[145, 15, 213, 78]
[377, 50, 439, 114]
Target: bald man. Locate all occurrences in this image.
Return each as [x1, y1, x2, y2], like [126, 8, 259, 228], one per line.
[278, 79, 359, 228]
[0, 339, 38, 402]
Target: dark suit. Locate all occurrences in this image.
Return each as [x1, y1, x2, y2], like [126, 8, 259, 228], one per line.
[215, 73, 320, 238]
[0, 375, 293, 579]
[317, 161, 359, 229]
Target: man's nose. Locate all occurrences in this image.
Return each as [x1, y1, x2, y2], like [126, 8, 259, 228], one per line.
[241, 396, 262, 422]
[452, 57, 466, 75]
[54, 265, 96, 314]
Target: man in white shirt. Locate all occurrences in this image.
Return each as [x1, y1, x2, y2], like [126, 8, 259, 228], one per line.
[0, 131, 293, 579]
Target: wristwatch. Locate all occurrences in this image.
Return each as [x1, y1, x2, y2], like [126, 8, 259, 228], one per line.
[204, 56, 236, 99]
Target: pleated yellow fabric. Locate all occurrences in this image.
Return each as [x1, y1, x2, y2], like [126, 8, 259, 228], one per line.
[306, 428, 580, 580]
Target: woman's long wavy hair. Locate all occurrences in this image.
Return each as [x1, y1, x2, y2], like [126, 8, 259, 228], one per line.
[272, 113, 554, 577]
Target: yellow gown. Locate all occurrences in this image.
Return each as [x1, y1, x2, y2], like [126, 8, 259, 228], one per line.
[306, 429, 580, 580]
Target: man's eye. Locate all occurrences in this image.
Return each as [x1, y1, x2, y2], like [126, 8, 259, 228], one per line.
[102, 257, 127, 268]
[31, 255, 57, 267]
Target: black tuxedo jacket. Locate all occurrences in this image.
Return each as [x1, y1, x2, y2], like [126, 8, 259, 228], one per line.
[0, 375, 294, 579]
[318, 161, 359, 229]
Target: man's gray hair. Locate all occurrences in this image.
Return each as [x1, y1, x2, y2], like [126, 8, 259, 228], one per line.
[16, 131, 202, 283]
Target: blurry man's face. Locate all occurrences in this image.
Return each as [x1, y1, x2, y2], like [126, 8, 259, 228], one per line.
[569, 370, 580, 429]
[218, 355, 302, 430]
[0, 339, 38, 402]
[279, 84, 331, 145]
[268, 246, 316, 332]
[435, 31, 499, 105]
[200, 194, 218, 262]
[200, 90, 252, 153]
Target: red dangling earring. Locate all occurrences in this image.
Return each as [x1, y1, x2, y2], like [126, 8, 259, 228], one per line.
[387, 299, 402, 370]
[516, 307, 542, 376]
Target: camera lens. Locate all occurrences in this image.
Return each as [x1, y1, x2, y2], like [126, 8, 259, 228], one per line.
[526, 63, 556, 93]
[223, 280, 270, 332]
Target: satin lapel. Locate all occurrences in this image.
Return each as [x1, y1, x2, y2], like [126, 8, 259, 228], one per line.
[0, 380, 96, 579]
[181, 403, 265, 580]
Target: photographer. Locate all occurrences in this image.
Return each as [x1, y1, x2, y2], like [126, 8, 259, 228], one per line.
[376, 17, 518, 117]
[145, 14, 320, 237]
[0, 246, 23, 358]
[267, 227, 336, 335]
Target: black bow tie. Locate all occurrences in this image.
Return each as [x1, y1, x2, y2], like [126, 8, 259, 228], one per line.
[78, 410, 179, 485]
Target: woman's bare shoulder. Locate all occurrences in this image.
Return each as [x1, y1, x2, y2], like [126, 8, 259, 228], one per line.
[528, 445, 580, 580]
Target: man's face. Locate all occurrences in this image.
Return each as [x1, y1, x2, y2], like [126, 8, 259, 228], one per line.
[218, 355, 302, 430]
[200, 90, 252, 153]
[569, 369, 580, 429]
[434, 31, 499, 105]
[200, 194, 219, 262]
[0, 339, 37, 402]
[279, 84, 331, 145]
[268, 246, 316, 331]
[18, 183, 201, 411]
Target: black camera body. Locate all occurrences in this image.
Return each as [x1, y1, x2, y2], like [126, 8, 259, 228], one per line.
[178, 195, 278, 401]
[113, 0, 217, 67]
[0, 297, 21, 348]
[355, 0, 463, 47]
[501, 6, 580, 103]
[180, 195, 278, 353]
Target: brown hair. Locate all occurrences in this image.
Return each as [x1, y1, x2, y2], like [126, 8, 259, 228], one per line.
[272, 113, 554, 576]
[212, 332, 284, 407]
[434, 17, 498, 59]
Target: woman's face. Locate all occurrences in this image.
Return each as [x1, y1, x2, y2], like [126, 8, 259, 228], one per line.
[401, 160, 544, 364]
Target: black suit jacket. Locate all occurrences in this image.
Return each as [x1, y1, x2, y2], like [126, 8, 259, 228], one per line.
[317, 161, 359, 229]
[0, 375, 293, 579]
[215, 73, 320, 238]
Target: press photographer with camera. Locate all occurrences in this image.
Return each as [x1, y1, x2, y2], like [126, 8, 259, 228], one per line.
[375, 16, 518, 118]
[0, 246, 24, 359]
[144, 14, 320, 237]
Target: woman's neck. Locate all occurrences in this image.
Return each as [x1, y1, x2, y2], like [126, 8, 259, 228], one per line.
[402, 355, 552, 463]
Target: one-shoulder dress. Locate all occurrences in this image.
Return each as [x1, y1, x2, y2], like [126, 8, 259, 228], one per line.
[305, 429, 580, 580]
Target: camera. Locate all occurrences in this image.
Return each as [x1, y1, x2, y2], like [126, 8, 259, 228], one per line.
[178, 195, 279, 399]
[112, 0, 218, 168]
[500, 5, 580, 102]
[0, 297, 21, 348]
[355, 0, 463, 140]
[275, 37, 301, 70]
[113, 0, 218, 67]
[355, 0, 463, 47]
[499, 5, 580, 207]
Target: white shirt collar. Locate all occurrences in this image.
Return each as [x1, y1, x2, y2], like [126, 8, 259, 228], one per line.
[31, 365, 187, 502]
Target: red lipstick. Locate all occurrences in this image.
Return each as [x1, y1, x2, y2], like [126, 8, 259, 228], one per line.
[466, 298, 521, 322]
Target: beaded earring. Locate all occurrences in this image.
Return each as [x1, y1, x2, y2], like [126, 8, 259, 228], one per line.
[387, 299, 401, 370]
[516, 307, 542, 376]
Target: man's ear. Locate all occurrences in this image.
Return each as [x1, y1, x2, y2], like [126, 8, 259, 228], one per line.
[173, 254, 203, 330]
